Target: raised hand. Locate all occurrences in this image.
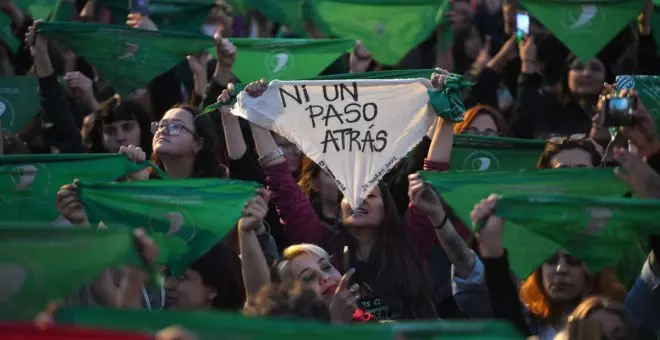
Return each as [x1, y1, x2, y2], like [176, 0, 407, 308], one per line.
[55, 182, 88, 225]
[349, 40, 372, 73]
[472, 194, 505, 258]
[238, 188, 271, 232]
[119, 145, 149, 181]
[328, 268, 360, 323]
[244, 79, 268, 98]
[408, 173, 446, 225]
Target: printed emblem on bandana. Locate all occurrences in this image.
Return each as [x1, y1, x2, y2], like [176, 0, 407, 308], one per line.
[462, 150, 500, 171]
[118, 41, 148, 63]
[148, 210, 197, 243]
[0, 95, 15, 128]
[266, 49, 293, 76]
[560, 4, 603, 33]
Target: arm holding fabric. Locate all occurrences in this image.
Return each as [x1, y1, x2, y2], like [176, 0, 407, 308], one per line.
[218, 85, 247, 160]
[238, 189, 273, 301]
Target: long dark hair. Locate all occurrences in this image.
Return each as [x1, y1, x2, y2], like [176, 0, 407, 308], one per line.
[536, 139, 602, 169]
[190, 242, 245, 310]
[341, 182, 436, 319]
[82, 96, 152, 154]
[151, 104, 228, 178]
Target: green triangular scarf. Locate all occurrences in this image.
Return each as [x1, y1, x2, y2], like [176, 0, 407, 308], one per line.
[420, 167, 629, 277]
[0, 76, 40, 134]
[0, 154, 152, 223]
[451, 135, 545, 171]
[522, 0, 645, 62]
[77, 178, 259, 275]
[305, 0, 444, 65]
[103, 0, 215, 35]
[495, 194, 660, 278]
[37, 22, 212, 96]
[0, 226, 136, 320]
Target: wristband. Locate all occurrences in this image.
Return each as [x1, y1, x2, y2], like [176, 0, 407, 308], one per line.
[433, 214, 449, 230]
[258, 148, 284, 167]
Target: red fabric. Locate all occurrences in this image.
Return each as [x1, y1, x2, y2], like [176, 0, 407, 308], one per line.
[351, 308, 377, 323]
[0, 322, 152, 340]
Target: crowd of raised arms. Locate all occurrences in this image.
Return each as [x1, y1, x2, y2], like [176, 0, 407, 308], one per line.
[1, 0, 660, 339]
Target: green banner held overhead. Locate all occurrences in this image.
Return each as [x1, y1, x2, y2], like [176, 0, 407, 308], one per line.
[244, 0, 306, 36]
[522, 0, 645, 62]
[420, 168, 629, 278]
[0, 77, 40, 134]
[495, 195, 660, 278]
[220, 38, 354, 83]
[103, 0, 215, 35]
[56, 307, 524, 339]
[0, 227, 136, 321]
[312, 68, 435, 81]
[37, 22, 212, 96]
[77, 178, 259, 276]
[451, 135, 545, 171]
[615, 75, 660, 134]
[0, 154, 151, 223]
[305, 0, 444, 65]
[14, 0, 55, 19]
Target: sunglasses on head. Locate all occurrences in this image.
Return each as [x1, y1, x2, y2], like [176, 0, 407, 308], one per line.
[547, 133, 588, 145]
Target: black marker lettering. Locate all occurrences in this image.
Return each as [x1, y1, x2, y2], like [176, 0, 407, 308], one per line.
[279, 86, 302, 107]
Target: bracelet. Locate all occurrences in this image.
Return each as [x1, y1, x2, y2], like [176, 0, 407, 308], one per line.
[433, 214, 449, 230]
[258, 148, 284, 167]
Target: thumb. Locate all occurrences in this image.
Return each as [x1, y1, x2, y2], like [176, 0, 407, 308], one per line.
[335, 268, 355, 294]
[483, 35, 492, 51]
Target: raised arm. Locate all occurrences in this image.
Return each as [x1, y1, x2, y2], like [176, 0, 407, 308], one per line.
[246, 80, 329, 245]
[238, 189, 273, 301]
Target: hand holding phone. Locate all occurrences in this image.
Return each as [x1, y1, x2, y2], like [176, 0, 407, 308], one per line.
[516, 12, 530, 42]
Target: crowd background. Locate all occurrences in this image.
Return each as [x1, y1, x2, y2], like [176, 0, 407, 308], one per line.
[1, 0, 660, 339]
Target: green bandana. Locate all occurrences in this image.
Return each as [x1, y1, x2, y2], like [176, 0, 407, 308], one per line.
[0, 76, 40, 134]
[77, 178, 259, 275]
[451, 135, 545, 171]
[0, 154, 152, 223]
[305, 0, 444, 65]
[37, 22, 212, 96]
[496, 194, 660, 278]
[103, 0, 215, 35]
[420, 167, 629, 277]
[0, 226, 136, 321]
[614, 75, 660, 134]
[522, 0, 645, 62]
[14, 0, 55, 19]
[55, 306, 525, 339]
[243, 0, 307, 36]
[217, 38, 354, 83]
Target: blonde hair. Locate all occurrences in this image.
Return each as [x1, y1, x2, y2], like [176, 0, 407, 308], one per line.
[278, 244, 331, 282]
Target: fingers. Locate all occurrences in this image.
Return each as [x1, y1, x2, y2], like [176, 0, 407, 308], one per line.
[335, 268, 355, 294]
[430, 73, 446, 89]
[119, 145, 146, 163]
[482, 35, 492, 51]
[470, 194, 499, 223]
[245, 80, 268, 97]
[614, 166, 630, 185]
[133, 228, 158, 264]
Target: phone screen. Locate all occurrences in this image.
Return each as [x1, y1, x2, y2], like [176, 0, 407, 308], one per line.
[516, 13, 530, 36]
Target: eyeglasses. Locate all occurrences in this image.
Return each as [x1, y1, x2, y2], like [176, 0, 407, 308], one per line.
[151, 121, 197, 137]
[463, 127, 502, 137]
[545, 252, 583, 266]
[547, 133, 588, 145]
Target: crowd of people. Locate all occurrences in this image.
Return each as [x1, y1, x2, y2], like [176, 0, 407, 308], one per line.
[1, 0, 660, 339]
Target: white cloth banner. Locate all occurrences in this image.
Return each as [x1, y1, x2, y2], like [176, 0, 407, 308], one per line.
[233, 79, 435, 209]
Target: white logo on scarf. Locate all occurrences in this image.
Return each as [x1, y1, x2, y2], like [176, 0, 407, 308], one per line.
[233, 79, 435, 208]
[266, 49, 293, 75]
[463, 151, 500, 171]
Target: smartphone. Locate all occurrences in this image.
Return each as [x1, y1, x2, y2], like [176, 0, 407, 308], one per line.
[601, 97, 636, 127]
[129, 0, 149, 16]
[516, 12, 530, 42]
[342, 246, 350, 273]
